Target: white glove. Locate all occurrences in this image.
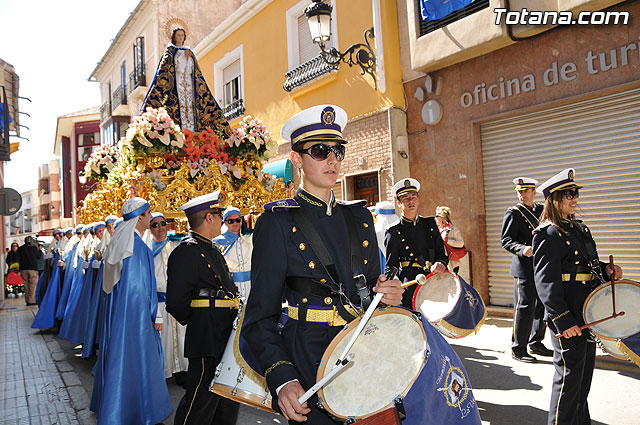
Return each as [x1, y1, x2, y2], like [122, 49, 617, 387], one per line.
[82, 261, 90, 269]
[58, 260, 65, 267]
[44, 253, 53, 260]
[92, 260, 102, 269]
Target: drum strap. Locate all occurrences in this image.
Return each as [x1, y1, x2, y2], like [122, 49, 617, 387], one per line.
[561, 224, 604, 284]
[291, 207, 366, 322]
[342, 206, 372, 311]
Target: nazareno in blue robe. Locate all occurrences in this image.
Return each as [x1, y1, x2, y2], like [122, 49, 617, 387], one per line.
[91, 233, 172, 425]
[31, 255, 62, 330]
[82, 260, 105, 359]
[56, 243, 80, 320]
[63, 254, 97, 345]
[58, 254, 89, 340]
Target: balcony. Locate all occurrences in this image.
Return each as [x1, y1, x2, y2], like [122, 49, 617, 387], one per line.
[129, 65, 146, 95]
[112, 85, 127, 109]
[283, 55, 338, 92]
[223, 98, 245, 121]
[100, 101, 112, 123]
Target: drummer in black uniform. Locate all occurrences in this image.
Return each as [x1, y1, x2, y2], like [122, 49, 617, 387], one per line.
[501, 177, 553, 362]
[533, 168, 622, 425]
[241, 104, 403, 424]
[166, 191, 240, 425]
[384, 178, 448, 308]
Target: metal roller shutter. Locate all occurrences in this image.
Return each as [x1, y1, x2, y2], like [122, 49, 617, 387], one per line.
[481, 86, 640, 306]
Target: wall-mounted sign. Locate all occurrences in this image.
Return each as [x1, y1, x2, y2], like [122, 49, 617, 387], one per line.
[0, 187, 22, 216]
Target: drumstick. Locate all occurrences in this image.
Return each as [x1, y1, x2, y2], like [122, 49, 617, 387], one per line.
[554, 311, 626, 338]
[298, 353, 354, 405]
[609, 255, 616, 316]
[401, 274, 427, 288]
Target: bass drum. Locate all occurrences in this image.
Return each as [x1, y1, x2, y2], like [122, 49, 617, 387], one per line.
[316, 307, 427, 421]
[210, 305, 274, 413]
[583, 280, 640, 339]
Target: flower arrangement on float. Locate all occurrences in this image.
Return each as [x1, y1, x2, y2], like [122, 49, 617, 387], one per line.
[80, 144, 120, 181]
[125, 106, 185, 156]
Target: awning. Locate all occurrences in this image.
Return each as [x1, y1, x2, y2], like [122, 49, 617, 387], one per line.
[262, 158, 293, 182]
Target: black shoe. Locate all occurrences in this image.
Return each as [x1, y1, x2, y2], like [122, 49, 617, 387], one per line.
[512, 350, 537, 363]
[529, 342, 553, 357]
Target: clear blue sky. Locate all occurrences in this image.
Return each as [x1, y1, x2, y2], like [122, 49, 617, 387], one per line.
[0, 0, 140, 193]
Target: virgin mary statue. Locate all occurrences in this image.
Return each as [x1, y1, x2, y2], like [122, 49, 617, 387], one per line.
[141, 23, 230, 135]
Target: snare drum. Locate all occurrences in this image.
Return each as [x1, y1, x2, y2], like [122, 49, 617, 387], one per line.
[210, 306, 274, 413]
[316, 307, 427, 420]
[412, 271, 486, 339]
[583, 280, 640, 339]
[595, 336, 628, 361]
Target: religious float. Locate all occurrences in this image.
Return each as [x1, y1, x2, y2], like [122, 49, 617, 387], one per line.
[78, 107, 286, 226]
[79, 19, 291, 225]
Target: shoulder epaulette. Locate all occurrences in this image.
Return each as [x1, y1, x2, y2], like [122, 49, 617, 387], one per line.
[263, 198, 299, 212]
[337, 199, 368, 208]
[181, 235, 197, 245]
[533, 220, 553, 234]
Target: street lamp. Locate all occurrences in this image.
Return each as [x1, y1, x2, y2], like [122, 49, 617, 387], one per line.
[304, 0, 377, 89]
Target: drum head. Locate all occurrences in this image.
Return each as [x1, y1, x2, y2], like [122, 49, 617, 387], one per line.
[412, 272, 459, 322]
[584, 280, 640, 339]
[317, 308, 427, 420]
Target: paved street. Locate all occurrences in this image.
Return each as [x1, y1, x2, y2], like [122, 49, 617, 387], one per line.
[1, 296, 638, 424]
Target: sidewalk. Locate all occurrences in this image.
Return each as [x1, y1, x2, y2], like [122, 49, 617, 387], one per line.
[0, 296, 93, 425]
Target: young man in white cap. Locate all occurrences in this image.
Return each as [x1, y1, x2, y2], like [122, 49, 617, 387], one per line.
[214, 206, 253, 299]
[385, 178, 448, 308]
[91, 197, 172, 425]
[501, 177, 553, 362]
[145, 212, 188, 384]
[242, 105, 403, 424]
[533, 168, 621, 425]
[166, 192, 240, 425]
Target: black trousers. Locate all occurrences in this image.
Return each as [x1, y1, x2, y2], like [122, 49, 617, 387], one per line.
[547, 331, 596, 425]
[512, 276, 546, 352]
[400, 267, 423, 309]
[174, 357, 239, 425]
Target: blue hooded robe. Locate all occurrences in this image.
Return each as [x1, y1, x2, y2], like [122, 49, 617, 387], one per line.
[91, 233, 172, 424]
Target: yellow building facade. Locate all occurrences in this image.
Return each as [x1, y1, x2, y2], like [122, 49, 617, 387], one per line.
[195, 0, 407, 203]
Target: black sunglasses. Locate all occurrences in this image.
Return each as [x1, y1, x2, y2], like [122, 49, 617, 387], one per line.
[562, 189, 580, 200]
[151, 221, 167, 228]
[296, 143, 345, 161]
[225, 218, 242, 224]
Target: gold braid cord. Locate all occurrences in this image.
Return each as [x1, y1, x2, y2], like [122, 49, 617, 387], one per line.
[79, 160, 286, 224]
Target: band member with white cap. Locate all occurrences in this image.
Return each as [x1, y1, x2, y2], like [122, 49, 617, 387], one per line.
[533, 168, 622, 425]
[166, 192, 240, 425]
[501, 177, 553, 362]
[242, 104, 403, 424]
[385, 178, 448, 308]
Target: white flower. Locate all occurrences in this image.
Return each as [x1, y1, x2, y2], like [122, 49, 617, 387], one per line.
[172, 132, 185, 148]
[158, 132, 171, 146]
[231, 166, 242, 179]
[125, 126, 137, 142]
[137, 132, 153, 147]
[218, 162, 228, 174]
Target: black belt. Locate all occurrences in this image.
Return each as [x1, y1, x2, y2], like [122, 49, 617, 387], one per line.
[198, 288, 227, 298]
